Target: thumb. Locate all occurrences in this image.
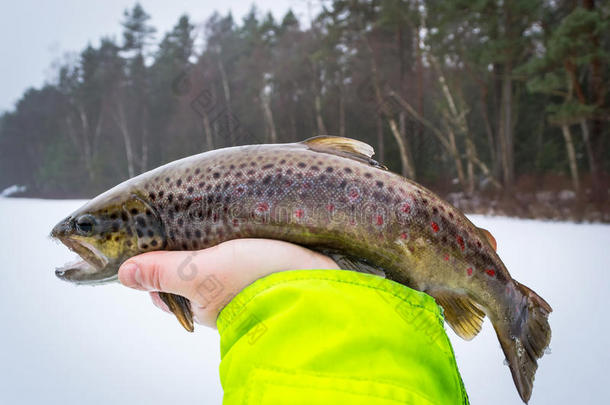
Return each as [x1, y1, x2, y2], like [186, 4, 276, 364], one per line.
[118, 250, 225, 307]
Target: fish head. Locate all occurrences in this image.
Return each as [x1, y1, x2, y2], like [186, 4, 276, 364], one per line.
[51, 191, 165, 284]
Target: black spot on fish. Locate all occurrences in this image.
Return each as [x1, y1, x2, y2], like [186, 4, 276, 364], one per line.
[130, 208, 138, 215]
[126, 240, 132, 247]
[185, 229, 191, 239]
[182, 243, 188, 250]
[195, 230, 202, 238]
[326, 167, 334, 173]
[365, 173, 372, 178]
[136, 217, 146, 228]
[111, 222, 119, 232]
[376, 181, 384, 188]
[187, 186, 194, 193]
[280, 159, 286, 164]
[174, 204, 180, 212]
[286, 169, 293, 175]
[110, 213, 118, 220]
[206, 184, 212, 191]
[158, 190, 164, 198]
[310, 165, 319, 171]
[178, 218, 184, 226]
[195, 168, 201, 175]
[198, 182, 205, 188]
[146, 209, 152, 217]
[148, 192, 156, 201]
[297, 162, 306, 168]
[177, 179, 182, 187]
[136, 229, 143, 238]
[141, 243, 148, 249]
[165, 177, 170, 183]
[262, 175, 272, 184]
[319, 174, 327, 182]
[167, 194, 174, 202]
[147, 229, 154, 237]
[121, 212, 128, 222]
[262, 163, 274, 170]
[339, 180, 347, 189]
[213, 172, 220, 179]
[433, 207, 439, 215]
[151, 240, 158, 247]
[247, 170, 255, 176]
[344, 167, 352, 173]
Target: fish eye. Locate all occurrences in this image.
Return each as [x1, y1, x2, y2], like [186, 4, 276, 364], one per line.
[75, 215, 95, 235]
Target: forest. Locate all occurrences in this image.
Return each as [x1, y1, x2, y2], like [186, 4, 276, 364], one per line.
[0, 0, 608, 221]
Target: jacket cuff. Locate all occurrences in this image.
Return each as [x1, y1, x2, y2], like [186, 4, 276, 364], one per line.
[217, 269, 468, 405]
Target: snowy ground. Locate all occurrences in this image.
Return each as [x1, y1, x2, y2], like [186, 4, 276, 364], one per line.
[0, 197, 608, 404]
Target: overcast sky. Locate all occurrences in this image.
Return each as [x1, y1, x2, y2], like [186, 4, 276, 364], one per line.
[0, 0, 321, 113]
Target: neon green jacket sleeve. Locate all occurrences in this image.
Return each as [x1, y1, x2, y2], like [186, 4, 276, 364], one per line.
[217, 270, 469, 405]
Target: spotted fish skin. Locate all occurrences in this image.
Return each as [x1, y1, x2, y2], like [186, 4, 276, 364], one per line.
[51, 137, 551, 403]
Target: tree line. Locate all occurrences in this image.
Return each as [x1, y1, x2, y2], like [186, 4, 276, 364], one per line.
[0, 0, 607, 204]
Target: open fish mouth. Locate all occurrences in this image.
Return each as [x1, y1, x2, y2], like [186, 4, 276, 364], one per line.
[55, 238, 116, 284]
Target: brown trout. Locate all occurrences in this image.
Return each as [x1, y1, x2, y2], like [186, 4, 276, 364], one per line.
[51, 136, 551, 403]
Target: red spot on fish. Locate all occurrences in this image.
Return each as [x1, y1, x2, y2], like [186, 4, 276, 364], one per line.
[431, 222, 440, 232]
[485, 269, 496, 277]
[285, 180, 293, 187]
[294, 209, 304, 218]
[257, 202, 269, 212]
[444, 254, 450, 261]
[349, 189, 359, 199]
[400, 232, 408, 239]
[327, 204, 334, 212]
[456, 235, 465, 251]
[467, 267, 473, 276]
[232, 218, 239, 227]
[376, 215, 384, 226]
[402, 203, 411, 213]
[193, 196, 202, 203]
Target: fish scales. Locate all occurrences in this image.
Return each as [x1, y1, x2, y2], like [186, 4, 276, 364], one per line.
[51, 136, 551, 403]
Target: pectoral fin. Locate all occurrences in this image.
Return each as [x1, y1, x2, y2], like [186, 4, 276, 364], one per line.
[159, 292, 194, 332]
[430, 290, 485, 340]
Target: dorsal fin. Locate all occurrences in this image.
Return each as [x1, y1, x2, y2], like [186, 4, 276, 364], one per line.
[429, 290, 486, 340]
[478, 227, 497, 251]
[302, 135, 387, 170]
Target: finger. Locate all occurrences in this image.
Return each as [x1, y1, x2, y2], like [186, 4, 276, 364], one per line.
[149, 291, 171, 313]
[118, 250, 216, 304]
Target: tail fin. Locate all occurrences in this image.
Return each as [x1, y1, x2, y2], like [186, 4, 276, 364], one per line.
[495, 282, 552, 403]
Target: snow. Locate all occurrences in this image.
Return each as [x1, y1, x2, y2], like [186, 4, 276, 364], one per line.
[0, 197, 608, 404]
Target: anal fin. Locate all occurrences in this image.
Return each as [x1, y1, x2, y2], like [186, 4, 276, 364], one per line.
[429, 290, 485, 340]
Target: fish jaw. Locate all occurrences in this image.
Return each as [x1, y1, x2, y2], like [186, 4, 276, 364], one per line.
[52, 216, 118, 285]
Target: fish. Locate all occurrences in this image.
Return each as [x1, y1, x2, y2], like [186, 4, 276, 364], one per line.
[51, 136, 551, 403]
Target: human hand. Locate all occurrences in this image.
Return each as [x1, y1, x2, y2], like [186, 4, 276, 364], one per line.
[118, 238, 339, 328]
